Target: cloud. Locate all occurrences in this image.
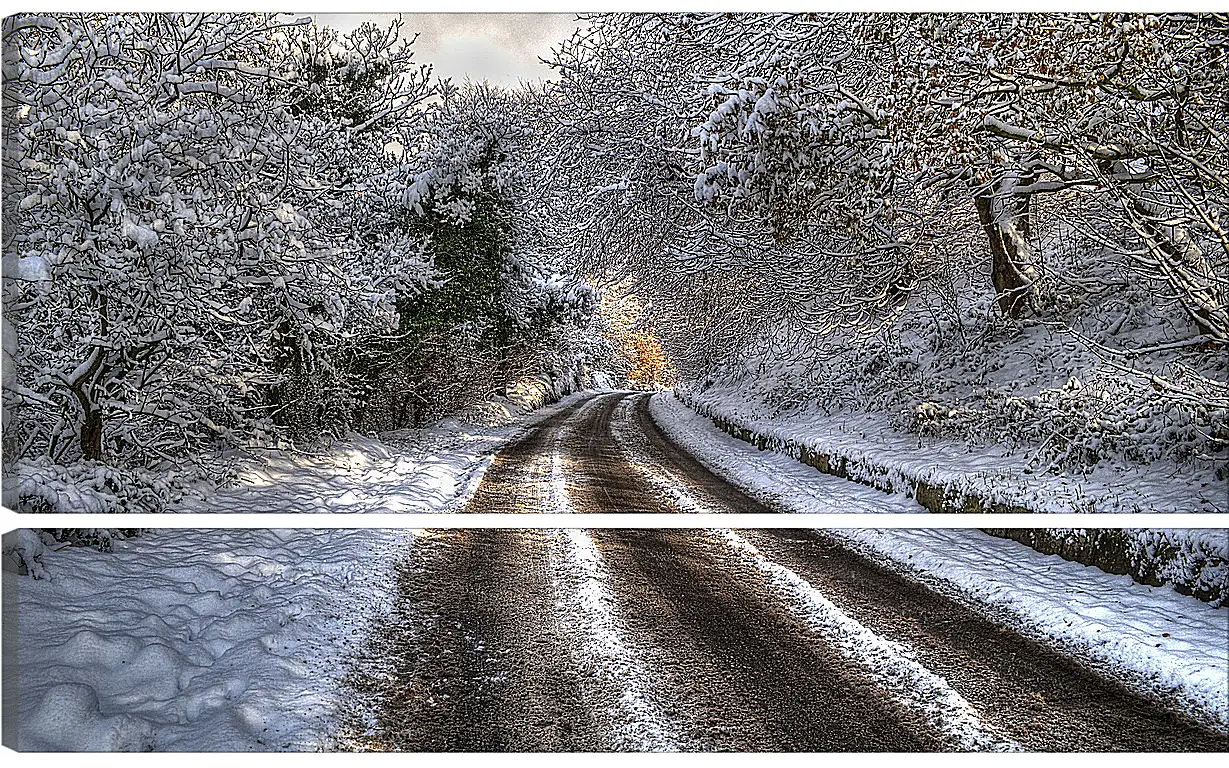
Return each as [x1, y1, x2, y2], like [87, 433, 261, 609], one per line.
[311, 12, 583, 88]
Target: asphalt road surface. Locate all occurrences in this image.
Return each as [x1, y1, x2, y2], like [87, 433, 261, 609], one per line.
[334, 392, 1226, 751]
[464, 391, 806, 515]
[338, 528, 1226, 752]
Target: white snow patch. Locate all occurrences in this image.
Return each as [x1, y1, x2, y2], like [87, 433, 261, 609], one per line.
[7, 528, 409, 750]
[121, 218, 159, 251]
[549, 443, 573, 514]
[178, 391, 594, 514]
[2, 253, 51, 283]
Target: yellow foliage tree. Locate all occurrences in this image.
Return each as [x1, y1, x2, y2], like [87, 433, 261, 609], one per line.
[591, 281, 676, 388]
[626, 329, 675, 389]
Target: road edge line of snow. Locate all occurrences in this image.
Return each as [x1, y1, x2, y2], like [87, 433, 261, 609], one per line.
[825, 529, 1229, 734]
[647, 391, 921, 514]
[710, 529, 1022, 752]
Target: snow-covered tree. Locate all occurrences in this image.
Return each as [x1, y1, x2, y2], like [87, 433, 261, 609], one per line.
[255, 18, 438, 437]
[366, 82, 597, 425]
[1, 13, 435, 485]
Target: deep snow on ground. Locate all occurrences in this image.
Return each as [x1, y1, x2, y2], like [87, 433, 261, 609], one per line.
[176, 391, 593, 514]
[5, 529, 409, 751]
[651, 393, 1229, 732]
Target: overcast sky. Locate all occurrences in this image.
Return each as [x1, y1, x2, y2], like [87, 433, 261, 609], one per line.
[311, 13, 583, 88]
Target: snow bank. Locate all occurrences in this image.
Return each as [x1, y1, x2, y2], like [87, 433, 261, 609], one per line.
[647, 391, 925, 514]
[4, 528, 409, 751]
[982, 527, 1228, 606]
[827, 529, 1229, 733]
[4, 457, 195, 514]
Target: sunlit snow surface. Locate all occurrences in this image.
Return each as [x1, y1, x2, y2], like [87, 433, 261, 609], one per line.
[7, 529, 410, 751]
[176, 391, 593, 514]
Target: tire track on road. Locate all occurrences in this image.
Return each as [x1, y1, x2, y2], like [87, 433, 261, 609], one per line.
[466, 392, 682, 514]
[463, 397, 588, 514]
[589, 528, 946, 751]
[623, 393, 771, 513]
[741, 528, 1229, 752]
[338, 529, 603, 751]
[560, 393, 679, 514]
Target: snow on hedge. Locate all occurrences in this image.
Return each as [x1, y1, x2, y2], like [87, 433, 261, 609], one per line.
[676, 384, 1218, 515]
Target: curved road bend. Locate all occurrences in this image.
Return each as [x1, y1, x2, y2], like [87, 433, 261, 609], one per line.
[343, 393, 1227, 750]
[464, 391, 822, 515]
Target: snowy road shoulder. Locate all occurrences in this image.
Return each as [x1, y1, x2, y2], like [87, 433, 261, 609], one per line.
[827, 528, 1229, 733]
[5, 529, 409, 751]
[648, 391, 925, 513]
[179, 391, 595, 514]
[653, 390, 1228, 731]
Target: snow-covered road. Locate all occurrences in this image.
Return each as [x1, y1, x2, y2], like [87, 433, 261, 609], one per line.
[463, 391, 927, 514]
[336, 528, 1225, 751]
[9, 524, 1224, 751]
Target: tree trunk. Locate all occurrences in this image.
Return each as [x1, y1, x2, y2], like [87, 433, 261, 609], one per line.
[80, 406, 103, 460]
[974, 188, 1038, 319]
[64, 345, 106, 461]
